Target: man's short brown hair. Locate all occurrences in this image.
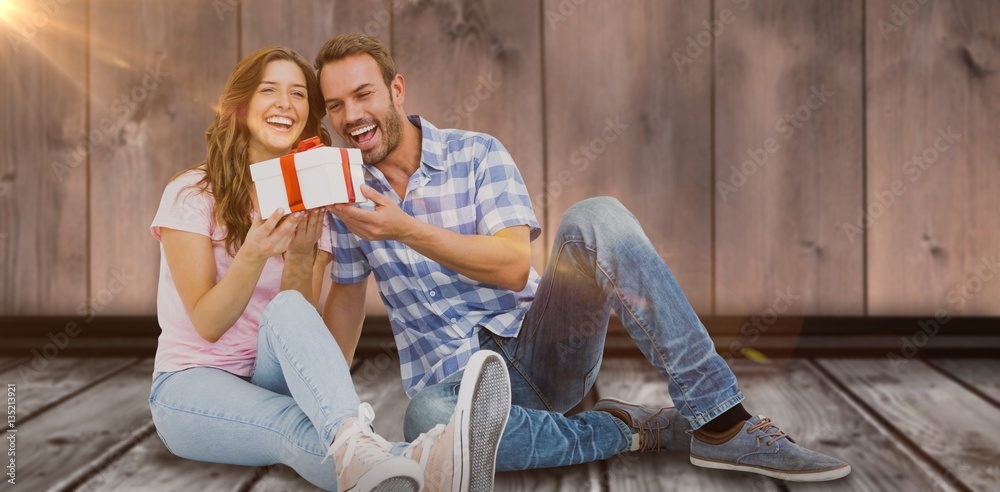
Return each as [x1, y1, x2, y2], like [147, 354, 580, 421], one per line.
[315, 34, 397, 88]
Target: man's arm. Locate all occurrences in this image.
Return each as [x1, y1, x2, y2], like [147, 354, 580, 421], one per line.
[330, 186, 531, 292]
[322, 278, 368, 366]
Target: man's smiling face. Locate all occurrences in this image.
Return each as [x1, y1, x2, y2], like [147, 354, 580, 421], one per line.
[320, 54, 404, 166]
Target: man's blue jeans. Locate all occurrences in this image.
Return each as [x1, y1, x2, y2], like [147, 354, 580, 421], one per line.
[404, 197, 744, 471]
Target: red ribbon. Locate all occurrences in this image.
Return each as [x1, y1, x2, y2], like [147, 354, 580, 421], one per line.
[279, 153, 305, 213]
[278, 137, 356, 210]
[340, 148, 356, 203]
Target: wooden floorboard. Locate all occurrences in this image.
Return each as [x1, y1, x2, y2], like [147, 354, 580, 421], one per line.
[17, 359, 155, 490]
[928, 358, 1000, 407]
[596, 359, 779, 492]
[73, 431, 253, 492]
[2, 357, 137, 424]
[0, 357, 27, 373]
[12, 357, 998, 490]
[597, 358, 959, 491]
[817, 358, 1000, 491]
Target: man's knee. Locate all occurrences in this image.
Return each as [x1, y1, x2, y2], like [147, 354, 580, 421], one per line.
[560, 197, 639, 236]
[403, 385, 458, 441]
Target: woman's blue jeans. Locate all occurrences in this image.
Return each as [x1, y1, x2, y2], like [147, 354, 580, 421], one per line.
[404, 197, 744, 472]
[149, 290, 365, 491]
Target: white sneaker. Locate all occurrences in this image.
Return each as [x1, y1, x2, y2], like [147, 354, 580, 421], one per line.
[402, 350, 512, 492]
[324, 402, 423, 491]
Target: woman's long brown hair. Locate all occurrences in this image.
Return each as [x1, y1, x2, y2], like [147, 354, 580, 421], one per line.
[178, 46, 331, 256]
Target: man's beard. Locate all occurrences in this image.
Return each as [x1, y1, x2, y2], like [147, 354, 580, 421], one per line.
[361, 103, 404, 166]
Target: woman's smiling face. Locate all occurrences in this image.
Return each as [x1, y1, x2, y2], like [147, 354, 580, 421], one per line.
[246, 59, 310, 162]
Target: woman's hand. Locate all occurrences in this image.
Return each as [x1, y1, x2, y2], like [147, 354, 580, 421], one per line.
[286, 209, 325, 258]
[240, 208, 302, 263]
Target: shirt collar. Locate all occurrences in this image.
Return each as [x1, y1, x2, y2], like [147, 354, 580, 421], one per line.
[411, 115, 447, 172]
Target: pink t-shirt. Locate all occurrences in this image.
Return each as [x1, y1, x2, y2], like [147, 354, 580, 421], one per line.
[150, 169, 332, 376]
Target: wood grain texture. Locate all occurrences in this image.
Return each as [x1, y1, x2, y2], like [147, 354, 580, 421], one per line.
[0, 0, 88, 315]
[0, 357, 27, 373]
[74, 431, 255, 492]
[542, 0, 713, 313]
[714, 0, 864, 316]
[88, 0, 238, 315]
[596, 358, 779, 491]
[817, 358, 1000, 491]
[931, 358, 1000, 405]
[392, 0, 547, 274]
[866, 0, 1000, 315]
[598, 358, 957, 491]
[0, 357, 136, 422]
[16, 359, 155, 490]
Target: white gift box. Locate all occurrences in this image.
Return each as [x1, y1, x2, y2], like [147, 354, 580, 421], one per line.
[250, 137, 367, 217]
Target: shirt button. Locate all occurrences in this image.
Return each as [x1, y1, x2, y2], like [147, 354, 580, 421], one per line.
[430, 291, 436, 297]
[450, 318, 457, 323]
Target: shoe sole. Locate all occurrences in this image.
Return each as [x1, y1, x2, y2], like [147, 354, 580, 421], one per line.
[453, 350, 512, 492]
[690, 454, 851, 482]
[351, 456, 423, 491]
[371, 476, 421, 491]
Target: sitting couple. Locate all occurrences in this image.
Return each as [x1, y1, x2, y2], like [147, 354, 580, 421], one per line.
[149, 34, 850, 491]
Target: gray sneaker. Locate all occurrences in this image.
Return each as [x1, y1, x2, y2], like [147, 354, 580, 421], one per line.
[690, 415, 851, 482]
[592, 398, 692, 452]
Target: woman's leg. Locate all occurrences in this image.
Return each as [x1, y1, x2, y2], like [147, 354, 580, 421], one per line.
[250, 290, 360, 445]
[149, 367, 340, 490]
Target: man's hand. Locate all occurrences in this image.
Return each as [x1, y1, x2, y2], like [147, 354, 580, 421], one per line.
[329, 185, 416, 241]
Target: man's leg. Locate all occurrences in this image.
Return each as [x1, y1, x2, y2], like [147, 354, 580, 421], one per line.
[512, 196, 743, 427]
[521, 197, 848, 481]
[404, 332, 633, 472]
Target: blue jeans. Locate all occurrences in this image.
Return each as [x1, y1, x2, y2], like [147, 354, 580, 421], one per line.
[149, 290, 367, 491]
[404, 197, 743, 471]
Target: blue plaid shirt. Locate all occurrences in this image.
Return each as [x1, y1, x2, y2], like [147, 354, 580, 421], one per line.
[329, 116, 541, 397]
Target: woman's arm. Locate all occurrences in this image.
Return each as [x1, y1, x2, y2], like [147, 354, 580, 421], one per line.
[322, 278, 368, 366]
[161, 209, 301, 343]
[281, 209, 327, 305]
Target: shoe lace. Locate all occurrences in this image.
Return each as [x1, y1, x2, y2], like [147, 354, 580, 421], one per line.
[636, 411, 666, 452]
[747, 416, 789, 447]
[402, 423, 446, 467]
[322, 402, 394, 478]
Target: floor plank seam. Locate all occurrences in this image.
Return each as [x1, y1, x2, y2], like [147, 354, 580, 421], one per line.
[921, 358, 1000, 409]
[0, 357, 29, 374]
[49, 420, 157, 492]
[807, 359, 971, 492]
[16, 357, 143, 427]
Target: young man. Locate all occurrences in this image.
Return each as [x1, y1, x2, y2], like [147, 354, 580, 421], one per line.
[316, 33, 850, 482]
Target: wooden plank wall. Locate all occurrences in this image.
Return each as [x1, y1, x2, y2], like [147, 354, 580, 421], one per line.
[2, 0, 999, 320]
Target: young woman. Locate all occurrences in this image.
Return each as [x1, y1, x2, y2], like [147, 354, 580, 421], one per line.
[148, 46, 511, 492]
